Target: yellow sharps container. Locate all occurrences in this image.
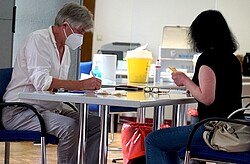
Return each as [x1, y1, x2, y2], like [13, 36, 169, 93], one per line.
[125, 50, 152, 83]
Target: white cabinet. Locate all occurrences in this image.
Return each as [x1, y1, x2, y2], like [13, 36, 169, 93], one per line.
[160, 47, 194, 73]
[159, 26, 195, 74]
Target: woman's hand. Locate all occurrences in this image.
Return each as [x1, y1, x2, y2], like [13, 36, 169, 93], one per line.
[171, 71, 189, 86]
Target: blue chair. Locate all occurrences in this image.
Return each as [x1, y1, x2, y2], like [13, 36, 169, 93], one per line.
[178, 108, 250, 164]
[80, 61, 93, 75]
[0, 68, 77, 164]
[79, 62, 139, 143]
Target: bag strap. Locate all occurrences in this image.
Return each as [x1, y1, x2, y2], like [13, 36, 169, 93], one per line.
[227, 107, 250, 119]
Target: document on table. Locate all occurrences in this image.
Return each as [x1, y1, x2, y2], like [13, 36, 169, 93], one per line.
[95, 88, 127, 96]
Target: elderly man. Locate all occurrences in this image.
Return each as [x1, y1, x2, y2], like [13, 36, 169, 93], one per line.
[3, 2, 101, 164]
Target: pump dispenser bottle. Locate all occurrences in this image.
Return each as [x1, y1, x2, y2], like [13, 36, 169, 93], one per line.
[92, 62, 102, 78]
[154, 59, 161, 85]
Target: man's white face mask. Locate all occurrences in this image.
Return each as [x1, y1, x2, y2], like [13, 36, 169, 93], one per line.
[63, 22, 83, 50]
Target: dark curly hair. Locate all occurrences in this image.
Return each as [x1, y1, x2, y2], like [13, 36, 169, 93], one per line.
[188, 10, 238, 53]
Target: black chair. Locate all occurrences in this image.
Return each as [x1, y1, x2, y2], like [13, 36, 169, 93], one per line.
[0, 67, 77, 164]
[178, 107, 250, 164]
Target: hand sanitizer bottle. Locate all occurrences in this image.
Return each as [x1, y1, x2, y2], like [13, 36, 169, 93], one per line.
[92, 62, 102, 78]
[154, 59, 161, 86]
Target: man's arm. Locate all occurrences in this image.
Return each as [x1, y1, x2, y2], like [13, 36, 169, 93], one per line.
[49, 77, 102, 91]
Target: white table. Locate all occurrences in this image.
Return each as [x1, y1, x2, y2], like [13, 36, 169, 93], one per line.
[19, 89, 196, 164]
[102, 79, 189, 127]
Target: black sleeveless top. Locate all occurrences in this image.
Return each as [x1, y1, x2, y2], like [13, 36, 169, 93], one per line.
[192, 49, 243, 120]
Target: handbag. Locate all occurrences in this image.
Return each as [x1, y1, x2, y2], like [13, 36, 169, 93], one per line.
[203, 120, 250, 152]
[121, 122, 152, 164]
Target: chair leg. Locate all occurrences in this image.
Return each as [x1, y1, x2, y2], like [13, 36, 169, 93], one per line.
[41, 137, 47, 164]
[109, 114, 122, 151]
[4, 142, 10, 164]
[112, 157, 123, 163]
[108, 114, 115, 144]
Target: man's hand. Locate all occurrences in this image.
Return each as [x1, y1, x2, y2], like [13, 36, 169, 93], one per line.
[80, 77, 102, 90]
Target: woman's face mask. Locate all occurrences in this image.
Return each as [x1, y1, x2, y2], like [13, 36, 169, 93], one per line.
[63, 23, 83, 50]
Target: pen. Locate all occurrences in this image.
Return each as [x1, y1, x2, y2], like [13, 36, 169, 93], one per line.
[53, 88, 85, 94]
[91, 70, 95, 77]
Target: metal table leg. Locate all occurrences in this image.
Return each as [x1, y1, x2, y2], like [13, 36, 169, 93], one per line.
[99, 105, 109, 164]
[172, 105, 178, 127]
[137, 107, 146, 123]
[153, 106, 165, 131]
[176, 104, 188, 126]
[77, 103, 88, 164]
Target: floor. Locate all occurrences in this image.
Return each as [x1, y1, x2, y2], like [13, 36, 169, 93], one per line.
[0, 133, 124, 164]
[0, 133, 216, 164]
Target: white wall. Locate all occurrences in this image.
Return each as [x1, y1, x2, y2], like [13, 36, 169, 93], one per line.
[216, 0, 250, 57]
[93, 0, 250, 62]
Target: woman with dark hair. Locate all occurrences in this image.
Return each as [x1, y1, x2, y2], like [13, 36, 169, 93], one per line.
[145, 10, 243, 164]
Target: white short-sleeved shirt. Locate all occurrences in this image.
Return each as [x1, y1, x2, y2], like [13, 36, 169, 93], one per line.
[3, 26, 71, 110]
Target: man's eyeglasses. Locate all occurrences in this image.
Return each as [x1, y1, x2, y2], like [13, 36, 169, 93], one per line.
[143, 87, 170, 94]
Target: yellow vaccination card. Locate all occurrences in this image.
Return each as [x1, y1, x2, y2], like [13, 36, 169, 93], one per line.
[169, 67, 177, 72]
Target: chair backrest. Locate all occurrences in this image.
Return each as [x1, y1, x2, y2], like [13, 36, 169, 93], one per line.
[80, 61, 92, 75]
[0, 68, 13, 102]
